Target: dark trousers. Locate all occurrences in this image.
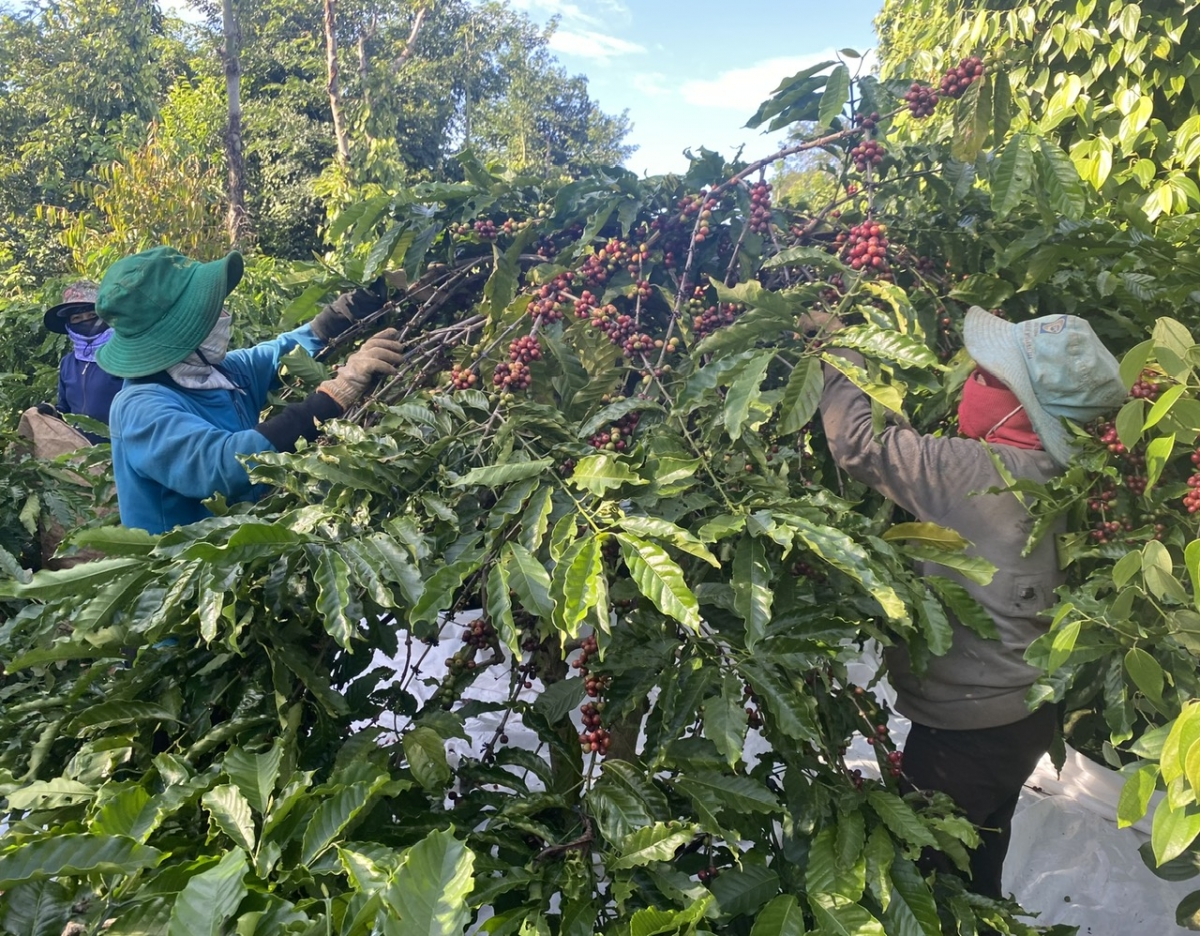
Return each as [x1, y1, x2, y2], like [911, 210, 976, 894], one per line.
[900, 704, 1057, 899]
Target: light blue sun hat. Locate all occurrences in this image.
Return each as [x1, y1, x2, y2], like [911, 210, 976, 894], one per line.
[963, 306, 1127, 467]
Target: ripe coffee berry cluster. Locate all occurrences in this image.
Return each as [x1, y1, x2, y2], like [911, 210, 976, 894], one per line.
[693, 302, 745, 338]
[473, 219, 498, 241]
[581, 238, 629, 288]
[1095, 422, 1127, 456]
[529, 271, 574, 324]
[885, 750, 903, 778]
[589, 409, 641, 451]
[904, 82, 939, 118]
[509, 335, 542, 364]
[855, 111, 881, 132]
[1130, 370, 1162, 400]
[447, 363, 478, 390]
[850, 139, 885, 173]
[697, 867, 720, 883]
[842, 220, 890, 272]
[748, 181, 772, 235]
[461, 617, 495, 650]
[940, 55, 985, 99]
[1185, 448, 1200, 513]
[579, 702, 610, 755]
[492, 360, 532, 391]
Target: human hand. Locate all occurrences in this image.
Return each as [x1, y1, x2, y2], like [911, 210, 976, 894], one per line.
[317, 328, 404, 409]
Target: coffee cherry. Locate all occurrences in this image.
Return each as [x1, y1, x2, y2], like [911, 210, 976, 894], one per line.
[508, 335, 542, 364]
[903, 81, 939, 118]
[841, 219, 890, 274]
[447, 364, 477, 390]
[473, 219, 498, 241]
[940, 55, 985, 99]
[492, 360, 532, 391]
[850, 139, 885, 173]
[748, 181, 773, 235]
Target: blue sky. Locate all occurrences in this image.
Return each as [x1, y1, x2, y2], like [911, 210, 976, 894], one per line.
[509, 0, 883, 175]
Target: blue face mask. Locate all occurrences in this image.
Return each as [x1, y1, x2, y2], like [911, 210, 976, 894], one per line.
[66, 322, 114, 362]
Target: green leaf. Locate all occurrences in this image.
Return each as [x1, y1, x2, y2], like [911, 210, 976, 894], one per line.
[1118, 763, 1160, 829]
[988, 133, 1036, 217]
[383, 829, 475, 936]
[898, 544, 996, 586]
[925, 577, 999, 640]
[948, 274, 1015, 310]
[1, 880, 72, 936]
[409, 557, 481, 627]
[66, 701, 178, 737]
[202, 784, 256, 853]
[487, 561, 519, 658]
[733, 535, 773, 650]
[0, 557, 142, 599]
[704, 673, 749, 769]
[808, 894, 885, 936]
[883, 858, 941, 936]
[788, 516, 908, 619]
[710, 864, 781, 919]
[817, 64, 851, 128]
[616, 533, 700, 632]
[0, 834, 163, 888]
[1115, 399, 1145, 451]
[749, 894, 808, 936]
[300, 776, 388, 866]
[951, 78, 990, 163]
[315, 548, 359, 649]
[1126, 648, 1167, 712]
[405, 727, 452, 791]
[612, 822, 695, 870]
[570, 452, 648, 496]
[167, 848, 248, 936]
[881, 523, 968, 550]
[725, 352, 774, 441]
[744, 662, 821, 744]
[779, 357, 824, 435]
[674, 771, 779, 815]
[502, 542, 555, 620]
[1120, 339, 1155, 390]
[1146, 433, 1176, 494]
[1145, 385, 1186, 431]
[867, 791, 938, 850]
[619, 516, 719, 568]
[364, 222, 411, 282]
[533, 678, 587, 724]
[452, 459, 554, 488]
[223, 741, 283, 816]
[1036, 137, 1088, 220]
[551, 535, 604, 638]
[1152, 799, 1200, 866]
[828, 326, 938, 371]
[1163, 705, 1200, 786]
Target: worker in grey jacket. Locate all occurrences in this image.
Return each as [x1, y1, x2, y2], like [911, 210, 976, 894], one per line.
[815, 306, 1127, 898]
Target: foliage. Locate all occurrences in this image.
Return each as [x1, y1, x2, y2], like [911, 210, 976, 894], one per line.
[8, 2, 1200, 934]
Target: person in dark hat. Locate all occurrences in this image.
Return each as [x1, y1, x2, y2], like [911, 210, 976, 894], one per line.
[95, 246, 405, 535]
[43, 280, 123, 441]
[811, 306, 1128, 898]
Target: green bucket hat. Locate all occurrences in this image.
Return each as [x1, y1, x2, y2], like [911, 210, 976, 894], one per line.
[963, 306, 1128, 467]
[95, 247, 244, 378]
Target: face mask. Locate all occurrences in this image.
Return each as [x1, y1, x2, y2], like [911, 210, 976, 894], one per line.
[957, 368, 1042, 450]
[166, 313, 238, 391]
[66, 321, 113, 362]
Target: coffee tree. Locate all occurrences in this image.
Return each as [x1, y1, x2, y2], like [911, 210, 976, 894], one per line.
[3, 45, 1200, 936]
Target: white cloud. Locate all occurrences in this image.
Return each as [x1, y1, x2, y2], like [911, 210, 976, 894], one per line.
[548, 29, 646, 61]
[631, 72, 672, 98]
[509, 0, 631, 28]
[680, 50, 878, 113]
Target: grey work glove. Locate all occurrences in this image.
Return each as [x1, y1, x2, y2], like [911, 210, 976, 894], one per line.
[317, 328, 404, 409]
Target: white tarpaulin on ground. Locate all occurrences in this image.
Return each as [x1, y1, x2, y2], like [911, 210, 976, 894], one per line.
[377, 626, 1196, 933]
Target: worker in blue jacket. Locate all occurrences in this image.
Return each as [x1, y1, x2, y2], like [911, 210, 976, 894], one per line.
[43, 280, 124, 441]
[95, 246, 404, 534]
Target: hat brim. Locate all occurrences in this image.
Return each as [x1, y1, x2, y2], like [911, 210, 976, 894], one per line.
[43, 301, 96, 334]
[963, 306, 1075, 466]
[97, 252, 244, 378]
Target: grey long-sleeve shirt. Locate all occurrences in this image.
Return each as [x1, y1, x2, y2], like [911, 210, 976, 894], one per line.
[820, 351, 1065, 730]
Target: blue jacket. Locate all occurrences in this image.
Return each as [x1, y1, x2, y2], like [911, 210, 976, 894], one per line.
[57, 354, 123, 439]
[109, 326, 325, 534]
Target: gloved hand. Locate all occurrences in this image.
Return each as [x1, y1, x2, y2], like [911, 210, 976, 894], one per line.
[310, 276, 402, 342]
[317, 328, 404, 409]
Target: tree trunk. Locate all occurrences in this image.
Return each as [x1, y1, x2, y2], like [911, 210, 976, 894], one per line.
[222, 0, 249, 247]
[324, 0, 351, 168]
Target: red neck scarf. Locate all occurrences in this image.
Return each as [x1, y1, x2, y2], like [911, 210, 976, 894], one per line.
[958, 368, 1042, 450]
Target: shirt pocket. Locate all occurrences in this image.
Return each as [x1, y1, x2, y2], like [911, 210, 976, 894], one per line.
[1007, 572, 1055, 618]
